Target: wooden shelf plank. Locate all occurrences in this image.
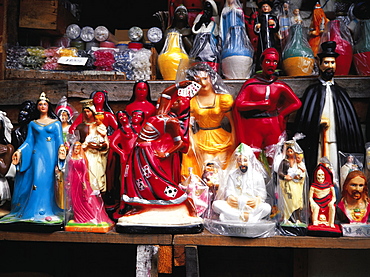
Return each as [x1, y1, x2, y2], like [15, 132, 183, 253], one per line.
[0, 230, 173, 245]
[173, 230, 370, 249]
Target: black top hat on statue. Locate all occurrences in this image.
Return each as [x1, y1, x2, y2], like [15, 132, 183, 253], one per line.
[317, 41, 340, 59]
[257, 0, 273, 9]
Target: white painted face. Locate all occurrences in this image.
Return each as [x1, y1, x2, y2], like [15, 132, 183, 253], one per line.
[317, 169, 325, 184]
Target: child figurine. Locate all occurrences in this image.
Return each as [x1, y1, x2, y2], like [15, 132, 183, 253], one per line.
[290, 8, 302, 25]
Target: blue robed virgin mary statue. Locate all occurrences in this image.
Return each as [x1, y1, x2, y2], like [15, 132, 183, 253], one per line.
[0, 92, 65, 230]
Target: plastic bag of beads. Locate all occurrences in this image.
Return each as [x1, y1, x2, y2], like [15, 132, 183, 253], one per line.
[93, 48, 116, 71]
[6, 46, 28, 69]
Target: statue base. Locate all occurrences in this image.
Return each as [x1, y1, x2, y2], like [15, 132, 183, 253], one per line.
[115, 201, 204, 234]
[341, 223, 370, 237]
[278, 222, 308, 236]
[65, 220, 114, 233]
[307, 224, 342, 237]
[204, 219, 276, 238]
[0, 221, 63, 233]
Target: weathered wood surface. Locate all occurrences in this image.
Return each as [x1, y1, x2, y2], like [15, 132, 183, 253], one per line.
[173, 230, 370, 249]
[0, 230, 173, 245]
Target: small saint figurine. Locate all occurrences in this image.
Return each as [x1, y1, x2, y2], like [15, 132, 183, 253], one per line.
[308, 163, 341, 236]
[337, 170, 370, 224]
[254, 1, 280, 69]
[55, 96, 77, 144]
[340, 154, 360, 189]
[277, 139, 308, 235]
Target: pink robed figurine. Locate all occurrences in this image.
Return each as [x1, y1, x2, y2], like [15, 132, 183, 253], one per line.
[65, 141, 114, 233]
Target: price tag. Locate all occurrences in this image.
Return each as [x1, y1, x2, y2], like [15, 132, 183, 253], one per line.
[58, 57, 88, 66]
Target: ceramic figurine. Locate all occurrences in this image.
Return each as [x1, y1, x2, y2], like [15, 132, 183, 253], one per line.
[0, 111, 14, 216]
[337, 170, 370, 237]
[282, 23, 315, 76]
[308, 2, 329, 57]
[168, 0, 204, 28]
[290, 8, 302, 25]
[181, 63, 235, 179]
[277, 1, 292, 51]
[320, 19, 353, 76]
[82, 107, 109, 194]
[340, 154, 360, 189]
[69, 90, 117, 137]
[294, 41, 364, 182]
[11, 100, 37, 150]
[207, 143, 275, 238]
[55, 96, 77, 144]
[308, 163, 341, 236]
[254, 1, 280, 70]
[116, 80, 203, 234]
[190, 0, 221, 73]
[64, 141, 114, 233]
[233, 47, 301, 165]
[125, 80, 156, 122]
[0, 92, 65, 231]
[220, 0, 245, 48]
[277, 139, 308, 235]
[165, 5, 193, 53]
[110, 111, 141, 218]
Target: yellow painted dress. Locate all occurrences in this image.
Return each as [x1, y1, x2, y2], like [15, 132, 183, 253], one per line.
[181, 93, 234, 178]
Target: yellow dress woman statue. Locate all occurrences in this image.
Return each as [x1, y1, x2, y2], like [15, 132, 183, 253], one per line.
[182, 63, 235, 178]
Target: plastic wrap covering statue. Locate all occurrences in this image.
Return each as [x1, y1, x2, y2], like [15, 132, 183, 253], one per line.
[276, 1, 293, 51]
[233, 47, 301, 165]
[308, 162, 341, 236]
[181, 63, 235, 179]
[308, 2, 329, 57]
[180, 167, 209, 217]
[205, 143, 275, 238]
[11, 100, 37, 150]
[125, 80, 156, 122]
[158, 30, 189, 80]
[64, 141, 114, 233]
[319, 19, 353, 76]
[337, 171, 370, 237]
[190, 0, 221, 73]
[116, 81, 203, 234]
[220, 0, 245, 48]
[294, 41, 364, 183]
[339, 153, 363, 190]
[275, 138, 308, 236]
[0, 92, 65, 231]
[0, 111, 14, 216]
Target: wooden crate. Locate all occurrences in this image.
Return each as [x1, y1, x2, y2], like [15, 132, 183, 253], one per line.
[19, 0, 77, 35]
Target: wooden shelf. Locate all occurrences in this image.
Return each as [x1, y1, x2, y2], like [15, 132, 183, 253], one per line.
[1, 229, 369, 249]
[173, 229, 370, 249]
[0, 230, 172, 245]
